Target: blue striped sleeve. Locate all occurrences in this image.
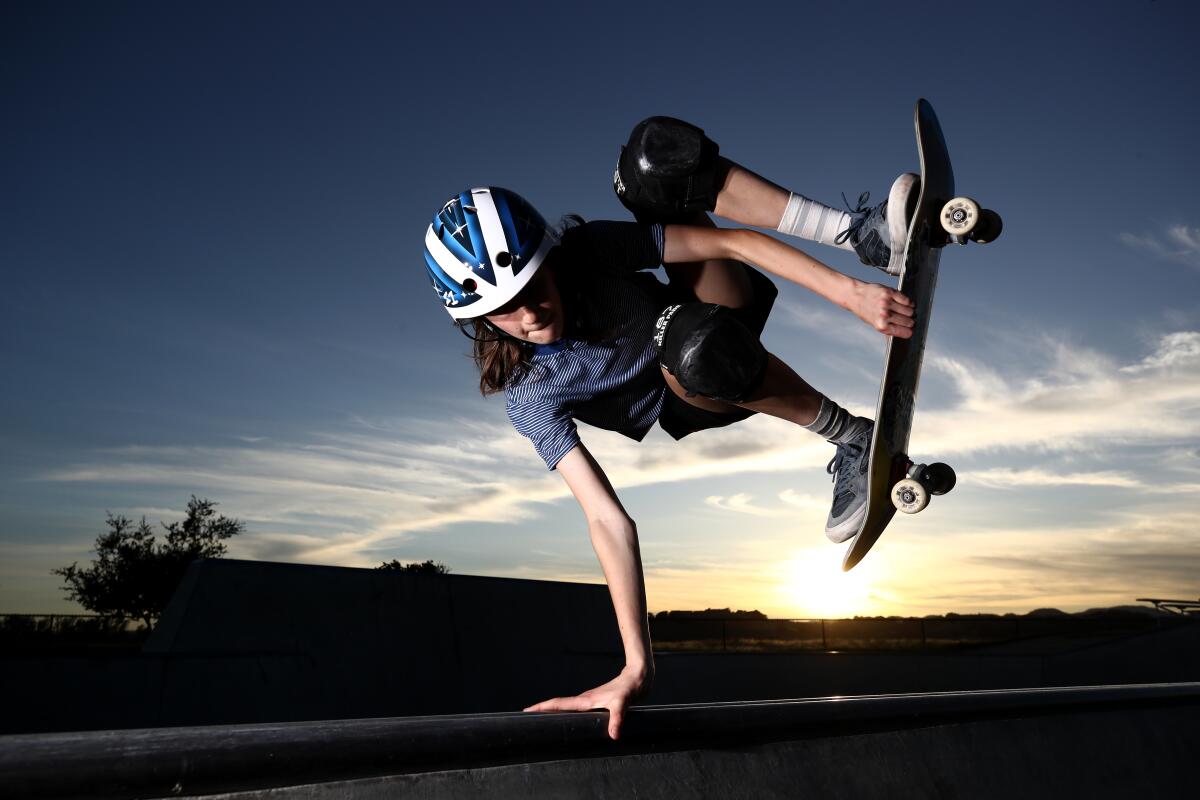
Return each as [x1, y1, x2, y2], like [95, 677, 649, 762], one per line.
[506, 397, 581, 470]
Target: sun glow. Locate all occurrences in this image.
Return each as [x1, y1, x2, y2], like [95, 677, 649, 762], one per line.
[778, 546, 880, 618]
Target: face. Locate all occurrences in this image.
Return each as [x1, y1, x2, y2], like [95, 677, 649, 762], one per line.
[482, 267, 564, 344]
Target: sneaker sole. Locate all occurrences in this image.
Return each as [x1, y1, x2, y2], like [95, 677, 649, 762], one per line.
[885, 173, 919, 276]
[825, 497, 867, 544]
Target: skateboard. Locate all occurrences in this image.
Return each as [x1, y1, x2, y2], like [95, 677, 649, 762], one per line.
[842, 99, 1002, 572]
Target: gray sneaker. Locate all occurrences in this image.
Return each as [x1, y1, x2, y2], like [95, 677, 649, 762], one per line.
[824, 417, 874, 543]
[835, 173, 919, 276]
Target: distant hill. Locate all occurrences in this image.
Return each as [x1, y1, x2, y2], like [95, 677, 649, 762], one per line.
[654, 604, 1180, 621]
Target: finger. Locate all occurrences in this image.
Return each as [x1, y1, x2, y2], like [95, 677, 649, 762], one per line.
[890, 300, 915, 318]
[891, 291, 913, 307]
[873, 317, 913, 339]
[875, 311, 912, 332]
[608, 705, 625, 741]
[524, 696, 591, 713]
[522, 698, 559, 712]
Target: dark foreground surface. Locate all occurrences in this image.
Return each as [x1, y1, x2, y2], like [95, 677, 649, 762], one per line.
[2, 683, 1197, 798]
[12, 561, 1193, 736]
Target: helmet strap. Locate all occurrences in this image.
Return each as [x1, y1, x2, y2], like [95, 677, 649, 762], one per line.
[456, 319, 532, 348]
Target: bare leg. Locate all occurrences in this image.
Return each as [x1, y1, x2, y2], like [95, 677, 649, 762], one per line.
[736, 354, 822, 425]
[711, 159, 791, 229]
[662, 353, 822, 426]
[660, 199, 825, 426]
[661, 211, 753, 308]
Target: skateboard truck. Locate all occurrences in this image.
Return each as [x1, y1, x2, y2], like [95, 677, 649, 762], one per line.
[940, 197, 1003, 245]
[891, 461, 957, 514]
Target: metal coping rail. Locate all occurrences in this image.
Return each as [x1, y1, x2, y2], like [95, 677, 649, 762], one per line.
[2, 683, 1198, 798]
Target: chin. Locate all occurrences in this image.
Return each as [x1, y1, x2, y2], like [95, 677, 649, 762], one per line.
[524, 322, 561, 343]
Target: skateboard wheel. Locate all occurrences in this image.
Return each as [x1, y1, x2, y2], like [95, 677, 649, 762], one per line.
[940, 197, 980, 237]
[922, 462, 957, 495]
[892, 478, 930, 514]
[969, 209, 1003, 244]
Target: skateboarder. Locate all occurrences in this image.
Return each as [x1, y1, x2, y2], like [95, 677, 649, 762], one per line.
[422, 117, 916, 739]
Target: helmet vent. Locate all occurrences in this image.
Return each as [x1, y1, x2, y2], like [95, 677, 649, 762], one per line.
[495, 251, 512, 267]
[462, 278, 477, 292]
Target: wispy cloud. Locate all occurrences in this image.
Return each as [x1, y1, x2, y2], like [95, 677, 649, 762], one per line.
[37, 417, 566, 564]
[964, 512, 1200, 599]
[1120, 331, 1200, 372]
[963, 469, 1142, 489]
[705, 493, 780, 517]
[916, 329, 1200, 455]
[865, 505, 1200, 615]
[700, 489, 835, 520]
[28, 329, 1200, 601]
[704, 489, 827, 517]
[1120, 225, 1200, 270]
[779, 489, 829, 511]
[39, 326, 1200, 489]
[774, 297, 884, 352]
[963, 467, 1200, 495]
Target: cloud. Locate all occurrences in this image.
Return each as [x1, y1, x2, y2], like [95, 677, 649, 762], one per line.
[915, 329, 1200, 456]
[779, 489, 829, 511]
[963, 467, 1200, 495]
[1120, 331, 1200, 372]
[962, 469, 1142, 490]
[705, 490, 830, 517]
[965, 513, 1200, 599]
[873, 508, 1200, 614]
[773, 297, 883, 352]
[27, 329, 1200, 593]
[705, 493, 780, 517]
[36, 416, 568, 564]
[1119, 225, 1200, 270]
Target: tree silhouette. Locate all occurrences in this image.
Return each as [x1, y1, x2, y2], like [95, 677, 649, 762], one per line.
[52, 496, 243, 628]
[377, 559, 450, 574]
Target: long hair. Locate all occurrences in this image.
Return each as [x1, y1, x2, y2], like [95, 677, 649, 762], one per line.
[457, 215, 617, 396]
[455, 317, 539, 396]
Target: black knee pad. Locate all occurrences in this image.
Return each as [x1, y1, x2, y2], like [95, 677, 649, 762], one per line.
[613, 116, 726, 224]
[654, 302, 768, 404]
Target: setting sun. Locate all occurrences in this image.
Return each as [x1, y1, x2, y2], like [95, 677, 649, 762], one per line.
[779, 547, 880, 618]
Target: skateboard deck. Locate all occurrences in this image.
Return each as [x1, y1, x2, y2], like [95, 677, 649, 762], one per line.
[842, 99, 972, 572]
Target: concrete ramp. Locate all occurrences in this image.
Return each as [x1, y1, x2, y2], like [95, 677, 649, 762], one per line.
[2, 684, 1197, 798]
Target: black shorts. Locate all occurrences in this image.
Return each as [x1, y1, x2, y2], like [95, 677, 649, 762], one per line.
[657, 387, 755, 440]
[649, 262, 778, 441]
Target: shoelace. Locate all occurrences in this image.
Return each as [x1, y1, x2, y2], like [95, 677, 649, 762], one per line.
[826, 439, 865, 499]
[833, 191, 872, 245]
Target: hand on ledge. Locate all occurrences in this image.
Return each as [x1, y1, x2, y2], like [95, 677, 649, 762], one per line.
[522, 663, 653, 741]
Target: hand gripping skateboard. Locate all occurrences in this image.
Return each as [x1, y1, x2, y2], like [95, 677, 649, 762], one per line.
[842, 99, 1002, 572]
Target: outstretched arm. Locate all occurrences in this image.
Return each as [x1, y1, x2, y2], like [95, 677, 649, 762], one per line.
[663, 224, 915, 338]
[522, 443, 654, 740]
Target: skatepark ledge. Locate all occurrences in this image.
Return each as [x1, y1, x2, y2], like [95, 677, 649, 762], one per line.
[1, 683, 1198, 798]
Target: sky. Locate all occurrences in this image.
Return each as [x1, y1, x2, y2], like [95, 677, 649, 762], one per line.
[2, 0, 1199, 619]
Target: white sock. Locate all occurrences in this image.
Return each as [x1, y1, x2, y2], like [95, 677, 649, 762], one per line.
[803, 397, 854, 441]
[777, 192, 855, 252]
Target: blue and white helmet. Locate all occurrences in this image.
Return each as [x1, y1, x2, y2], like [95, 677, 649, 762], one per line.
[423, 187, 558, 320]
